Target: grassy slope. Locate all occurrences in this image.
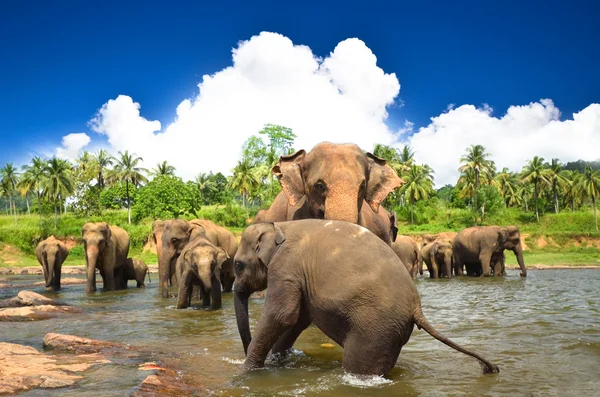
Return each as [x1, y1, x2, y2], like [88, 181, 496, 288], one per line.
[1, 209, 599, 268]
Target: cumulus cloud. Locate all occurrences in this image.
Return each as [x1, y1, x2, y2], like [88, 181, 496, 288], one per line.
[56, 133, 91, 160]
[408, 100, 600, 187]
[56, 31, 600, 188]
[86, 32, 400, 181]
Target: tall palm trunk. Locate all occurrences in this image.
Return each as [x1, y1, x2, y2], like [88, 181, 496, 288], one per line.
[126, 180, 131, 224]
[26, 197, 30, 215]
[534, 181, 539, 222]
[474, 169, 480, 212]
[37, 192, 42, 227]
[54, 201, 58, 229]
[593, 195, 598, 232]
[553, 181, 559, 214]
[410, 201, 414, 224]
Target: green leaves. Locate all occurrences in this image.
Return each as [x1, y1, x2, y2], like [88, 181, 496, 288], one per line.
[131, 175, 199, 222]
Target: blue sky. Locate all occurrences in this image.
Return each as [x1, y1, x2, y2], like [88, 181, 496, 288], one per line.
[1, 0, 599, 185]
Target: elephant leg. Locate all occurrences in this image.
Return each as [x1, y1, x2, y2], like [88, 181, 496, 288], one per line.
[343, 331, 401, 376]
[54, 267, 62, 291]
[210, 275, 222, 310]
[479, 253, 492, 276]
[431, 262, 439, 279]
[177, 270, 193, 309]
[270, 308, 311, 360]
[201, 285, 211, 307]
[244, 283, 301, 370]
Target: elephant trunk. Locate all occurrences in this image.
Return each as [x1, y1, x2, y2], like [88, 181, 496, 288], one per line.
[234, 290, 252, 355]
[86, 248, 98, 294]
[324, 186, 361, 224]
[158, 247, 173, 298]
[514, 243, 527, 277]
[199, 261, 213, 293]
[44, 253, 56, 288]
[443, 252, 453, 279]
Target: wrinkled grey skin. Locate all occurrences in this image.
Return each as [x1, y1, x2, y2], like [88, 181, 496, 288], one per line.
[35, 236, 69, 291]
[255, 142, 404, 246]
[453, 226, 526, 277]
[175, 237, 228, 310]
[391, 236, 421, 280]
[82, 222, 130, 293]
[233, 219, 500, 376]
[421, 240, 453, 279]
[123, 258, 150, 288]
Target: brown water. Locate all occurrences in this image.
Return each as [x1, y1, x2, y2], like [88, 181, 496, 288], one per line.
[1, 269, 600, 396]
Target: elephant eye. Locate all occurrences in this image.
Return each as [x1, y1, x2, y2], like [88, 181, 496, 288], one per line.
[172, 238, 179, 244]
[314, 181, 327, 195]
[235, 261, 245, 272]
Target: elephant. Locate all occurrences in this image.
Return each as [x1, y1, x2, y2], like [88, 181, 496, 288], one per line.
[233, 219, 499, 376]
[151, 220, 166, 259]
[35, 236, 69, 291]
[188, 219, 237, 293]
[391, 235, 421, 280]
[453, 225, 527, 277]
[82, 222, 130, 293]
[421, 240, 453, 278]
[256, 142, 404, 245]
[419, 232, 457, 275]
[123, 258, 150, 288]
[175, 237, 229, 310]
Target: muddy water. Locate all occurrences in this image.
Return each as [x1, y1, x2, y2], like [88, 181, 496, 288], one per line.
[1, 269, 600, 396]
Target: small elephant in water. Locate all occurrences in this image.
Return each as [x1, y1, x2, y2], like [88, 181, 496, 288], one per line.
[123, 258, 150, 288]
[82, 222, 130, 293]
[421, 240, 454, 278]
[453, 226, 526, 277]
[391, 235, 421, 280]
[175, 237, 229, 310]
[35, 236, 69, 291]
[233, 219, 499, 376]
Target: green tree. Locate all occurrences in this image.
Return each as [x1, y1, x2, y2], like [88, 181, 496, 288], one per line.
[109, 151, 148, 224]
[0, 163, 20, 223]
[42, 157, 74, 229]
[100, 182, 131, 210]
[581, 165, 600, 231]
[258, 123, 297, 168]
[459, 144, 493, 214]
[150, 161, 176, 178]
[562, 170, 583, 211]
[546, 158, 568, 214]
[93, 149, 114, 191]
[495, 168, 520, 207]
[521, 156, 549, 222]
[195, 172, 217, 205]
[399, 164, 435, 224]
[132, 175, 199, 221]
[18, 157, 47, 222]
[229, 159, 260, 212]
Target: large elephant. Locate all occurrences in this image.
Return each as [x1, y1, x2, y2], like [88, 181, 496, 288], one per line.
[419, 232, 457, 275]
[175, 237, 228, 310]
[453, 226, 527, 277]
[391, 236, 421, 280]
[82, 222, 130, 293]
[256, 142, 404, 245]
[233, 219, 499, 376]
[35, 236, 69, 291]
[188, 219, 237, 293]
[123, 258, 150, 288]
[421, 240, 453, 278]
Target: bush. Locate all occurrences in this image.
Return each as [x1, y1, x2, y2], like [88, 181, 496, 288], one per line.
[132, 176, 200, 222]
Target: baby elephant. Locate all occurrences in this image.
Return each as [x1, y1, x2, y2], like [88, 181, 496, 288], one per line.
[176, 237, 229, 310]
[233, 219, 499, 376]
[35, 236, 69, 291]
[123, 258, 150, 288]
[421, 239, 454, 278]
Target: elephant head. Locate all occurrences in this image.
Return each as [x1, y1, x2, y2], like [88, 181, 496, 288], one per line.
[233, 222, 286, 355]
[39, 236, 62, 288]
[432, 240, 453, 278]
[82, 222, 111, 294]
[159, 219, 193, 298]
[272, 143, 404, 224]
[498, 226, 527, 277]
[151, 220, 165, 259]
[183, 242, 228, 293]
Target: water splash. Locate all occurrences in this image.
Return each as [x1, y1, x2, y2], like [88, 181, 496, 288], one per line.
[340, 373, 393, 388]
[221, 357, 245, 365]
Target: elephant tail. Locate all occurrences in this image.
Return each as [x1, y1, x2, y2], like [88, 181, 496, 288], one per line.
[413, 308, 499, 374]
[147, 269, 151, 284]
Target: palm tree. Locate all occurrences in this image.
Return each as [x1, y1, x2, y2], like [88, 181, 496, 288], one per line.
[0, 183, 9, 215]
[229, 160, 260, 212]
[562, 170, 583, 212]
[457, 168, 476, 205]
[495, 168, 519, 207]
[545, 159, 568, 214]
[459, 144, 493, 213]
[42, 158, 74, 229]
[581, 166, 600, 231]
[110, 151, 148, 224]
[0, 163, 20, 223]
[18, 157, 47, 217]
[150, 161, 176, 178]
[399, 164, 435, 224]
[521, 156, 549, 222]
[195, 172, 217, 205]
[93, 149, 114, 190]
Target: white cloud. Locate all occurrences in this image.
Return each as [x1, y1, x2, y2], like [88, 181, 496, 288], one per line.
[56, 133, 91, 160]
[408, 100, 600, 187]
[84, 32, 400, 181]
[56, 31, 600, 188]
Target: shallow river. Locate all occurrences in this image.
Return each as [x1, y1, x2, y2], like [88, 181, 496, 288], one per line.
[2, 269, 599, 396]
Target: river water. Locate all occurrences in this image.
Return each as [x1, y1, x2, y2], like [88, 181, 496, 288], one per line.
[1, 269, 599, 396]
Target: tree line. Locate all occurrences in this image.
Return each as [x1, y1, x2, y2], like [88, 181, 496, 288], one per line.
[1, 125, 599, 230]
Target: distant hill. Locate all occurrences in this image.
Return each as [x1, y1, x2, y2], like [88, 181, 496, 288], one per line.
[563, 159, 600, 173]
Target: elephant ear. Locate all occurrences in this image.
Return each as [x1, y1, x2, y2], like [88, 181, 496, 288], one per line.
[256, 223, 286, 266]
[215, 248, 229, 271]
[365, 153, 405, 213]
[497, 229, 509, 247]
[189, 223, 207, 241]
[272, 150, 306, 206]
[102, 223, 112, 241]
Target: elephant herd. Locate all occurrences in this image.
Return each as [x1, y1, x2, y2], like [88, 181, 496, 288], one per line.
[32, 142, 518, 378]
